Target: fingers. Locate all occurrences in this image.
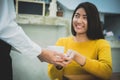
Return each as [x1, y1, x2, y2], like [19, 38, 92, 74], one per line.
[47, 49, 75, 68]
[40, 48, 72, 67]
[66, 49, 75, 59]
[54, 52, 65, 59]
[54, 55, 66, 66]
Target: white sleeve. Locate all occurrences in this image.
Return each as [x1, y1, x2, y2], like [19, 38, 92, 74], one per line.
[0, 0, 42, 57]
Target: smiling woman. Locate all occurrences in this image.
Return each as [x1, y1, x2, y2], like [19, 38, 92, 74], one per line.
[48, 2, 112, 80]
[72, 8, 88, 36]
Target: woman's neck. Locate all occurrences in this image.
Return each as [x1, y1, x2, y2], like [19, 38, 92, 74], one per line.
[74, 34, 89, 42]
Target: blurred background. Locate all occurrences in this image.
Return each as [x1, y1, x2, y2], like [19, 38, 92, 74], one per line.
[11, 0, 120, 80]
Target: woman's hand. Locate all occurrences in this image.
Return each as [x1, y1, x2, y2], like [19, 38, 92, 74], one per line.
[66, 49, 86, 66]
[55, 53, 73, 70]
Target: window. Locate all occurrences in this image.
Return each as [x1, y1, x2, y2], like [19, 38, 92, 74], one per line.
[16, 0, 45, 16]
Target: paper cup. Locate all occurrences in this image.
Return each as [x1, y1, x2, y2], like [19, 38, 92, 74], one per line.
[47, 46, 64, 53]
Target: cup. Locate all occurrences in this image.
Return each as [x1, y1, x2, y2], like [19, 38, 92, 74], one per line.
[47, 45, 64, 53]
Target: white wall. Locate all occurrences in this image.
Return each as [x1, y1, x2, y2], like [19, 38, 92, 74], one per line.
[11, 50, 49, 80]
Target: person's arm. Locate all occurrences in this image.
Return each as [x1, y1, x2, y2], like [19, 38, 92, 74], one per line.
[38, 48, 69, 66]
[67, 50, 86, 66]
[68, 40, 112, 79]
[82, 41, 112, 79]
[0, 0, 68, 67]
[0, 0, 41, 57]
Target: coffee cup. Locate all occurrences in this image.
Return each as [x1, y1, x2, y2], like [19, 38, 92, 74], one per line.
[47, 45, 64, 53]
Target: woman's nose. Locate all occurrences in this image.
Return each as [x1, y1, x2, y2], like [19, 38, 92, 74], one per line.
[77, 17, 83, 23]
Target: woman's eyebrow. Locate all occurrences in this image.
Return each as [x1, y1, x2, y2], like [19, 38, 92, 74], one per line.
[75, 13, 80, 15]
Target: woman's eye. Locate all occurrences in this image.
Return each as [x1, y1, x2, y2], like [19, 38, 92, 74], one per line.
[75, 14, 79, 18]
[83, 16, 87, 19]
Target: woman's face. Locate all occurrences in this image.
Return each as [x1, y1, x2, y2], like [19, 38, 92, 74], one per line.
[72, 8, 88, 35]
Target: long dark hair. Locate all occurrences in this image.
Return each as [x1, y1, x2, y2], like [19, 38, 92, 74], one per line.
[71, 2, 104, 40]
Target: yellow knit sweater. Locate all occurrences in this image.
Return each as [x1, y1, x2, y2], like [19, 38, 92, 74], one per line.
[48, 36, 112, 80]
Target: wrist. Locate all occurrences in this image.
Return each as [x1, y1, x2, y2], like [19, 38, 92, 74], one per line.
[74, 53, 86, 66]
[80, 56, 86, 66]
[37, 49, 46, 62]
